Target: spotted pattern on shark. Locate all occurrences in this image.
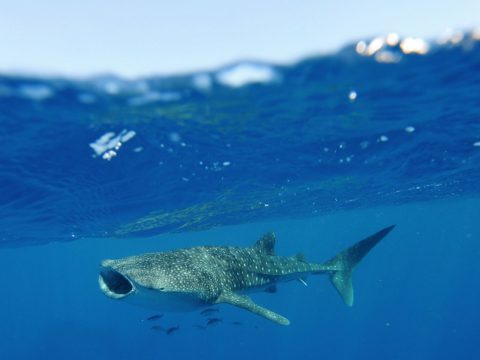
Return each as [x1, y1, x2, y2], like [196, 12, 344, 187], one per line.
[99, 226, 395, 325]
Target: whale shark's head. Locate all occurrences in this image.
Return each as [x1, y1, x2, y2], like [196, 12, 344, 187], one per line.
[98, 252, 210, 311]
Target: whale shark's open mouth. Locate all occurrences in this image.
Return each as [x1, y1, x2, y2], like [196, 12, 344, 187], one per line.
[99, 269, 134, 299]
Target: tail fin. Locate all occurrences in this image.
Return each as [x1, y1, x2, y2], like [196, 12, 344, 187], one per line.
[324, 225, 395, 306]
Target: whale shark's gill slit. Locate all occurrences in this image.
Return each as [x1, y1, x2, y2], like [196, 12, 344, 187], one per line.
[100, 270, 133, 295]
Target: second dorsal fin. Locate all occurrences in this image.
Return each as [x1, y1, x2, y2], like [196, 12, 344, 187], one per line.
[253, 232, 276, 255]
[295, 253, 307, 262]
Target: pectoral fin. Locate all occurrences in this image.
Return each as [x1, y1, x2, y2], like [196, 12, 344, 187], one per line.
[216, 292, 290, 326]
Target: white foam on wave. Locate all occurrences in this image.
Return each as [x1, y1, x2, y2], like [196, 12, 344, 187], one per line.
[192, 73, 212, 91]
[128, 91, 181, 106]
[18, 84, 54, 101]
[77, 93, 96, 104]
[216, 63, 277, 88]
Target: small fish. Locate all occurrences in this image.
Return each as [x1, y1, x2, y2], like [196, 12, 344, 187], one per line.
[165, 326, 180, 335]
[193, 324, 206, 330]
[231, 321, 243, 326]
[150, 325, 164, 331]
[206, 318, 222, 326]
[200, 308, 219, 316]
[144, 314, 163, 321]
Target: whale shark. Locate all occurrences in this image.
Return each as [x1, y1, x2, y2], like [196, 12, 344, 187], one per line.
[99, 225, 395, 325]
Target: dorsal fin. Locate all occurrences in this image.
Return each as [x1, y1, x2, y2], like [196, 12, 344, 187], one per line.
[253, 232, 276, 255]
[295, 253, 307, 262]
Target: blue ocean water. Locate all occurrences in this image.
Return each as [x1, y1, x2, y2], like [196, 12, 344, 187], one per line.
[0, 32, 479, 359]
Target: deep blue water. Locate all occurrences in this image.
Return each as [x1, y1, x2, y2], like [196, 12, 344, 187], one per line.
[1, 33, 480, 359]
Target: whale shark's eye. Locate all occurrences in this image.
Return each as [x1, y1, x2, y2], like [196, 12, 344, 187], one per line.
[158, 287, 165, 291]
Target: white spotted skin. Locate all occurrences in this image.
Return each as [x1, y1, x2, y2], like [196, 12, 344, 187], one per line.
[101, 246, 330, 306]
[100, 226, 395, 324]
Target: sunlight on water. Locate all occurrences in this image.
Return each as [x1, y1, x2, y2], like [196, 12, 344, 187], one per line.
[399, 37, 429, 54]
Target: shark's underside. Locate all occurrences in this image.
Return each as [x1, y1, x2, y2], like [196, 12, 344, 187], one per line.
[99, 225, 395, 325]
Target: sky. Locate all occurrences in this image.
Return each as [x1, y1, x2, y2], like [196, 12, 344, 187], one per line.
[0, 0, 479, 77]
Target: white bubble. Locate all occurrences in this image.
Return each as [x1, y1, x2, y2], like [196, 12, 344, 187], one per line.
[386, 33, 400, 46]
[99, 132, 116, 143]
[360, 141, 370, 149]
[169, 132, 181, 143]
[474, 141, 480, 147]
[367, 37, 385, 55]
[222, 161, 231, 166]
[90, 129, 136, 160]
[121, 130, 136, 142]
[102, 150, 117, 161]
[379, 135, 389, 142]
[400, 37, 429, 55]
[348, 91, 357, 101]
[405, 126, 415, 133]
[355, 41, 367, 55]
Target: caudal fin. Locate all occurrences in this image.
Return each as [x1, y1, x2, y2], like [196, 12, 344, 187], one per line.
[324, 225, 395, 306]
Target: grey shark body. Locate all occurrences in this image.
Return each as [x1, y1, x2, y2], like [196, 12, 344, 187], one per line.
[99, 225, 395, 325]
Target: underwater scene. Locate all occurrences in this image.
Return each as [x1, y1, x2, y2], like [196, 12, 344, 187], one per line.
[1, 31, 480, 359]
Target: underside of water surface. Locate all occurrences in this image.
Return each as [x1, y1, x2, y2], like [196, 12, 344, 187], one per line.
[1, 32, 480, 246]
